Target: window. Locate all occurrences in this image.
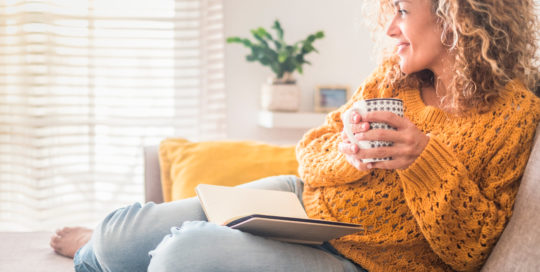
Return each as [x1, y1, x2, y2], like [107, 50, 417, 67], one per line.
[0, 0, 225, 230]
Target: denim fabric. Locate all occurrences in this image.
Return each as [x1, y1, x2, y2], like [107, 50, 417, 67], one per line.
[74, 175, 365, 272]
[147, 221, 364, 272]
[74, 236, 102, 272]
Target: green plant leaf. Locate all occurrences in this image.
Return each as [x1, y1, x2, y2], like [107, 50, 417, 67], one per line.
[226, 37, 241, 43]
[226, 20, 324, 80]
[278, 51, 288, 63]
[241, 39, 253, 47]
[251, 28, 269, 48]
[272, 20, 284, 40]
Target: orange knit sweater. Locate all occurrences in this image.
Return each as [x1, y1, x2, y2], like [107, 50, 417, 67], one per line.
[297, 75, 540, 271]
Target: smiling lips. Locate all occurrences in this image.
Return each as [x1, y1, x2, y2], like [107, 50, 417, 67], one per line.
[397, 42, 410, 54]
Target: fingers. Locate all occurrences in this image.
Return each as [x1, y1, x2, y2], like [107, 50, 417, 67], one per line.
[339, 141, 371, 171]
[366, 160, 397, 170]
[353, 146, 411, 164]
[363, 111, 406, 129]
[345, 155, 361, 169]
[340, 110, 425, 171]
[354, 129, 402, 143]
[341, 130, 352, 141]
[355, 147, 419, 170]
[348, 111, 361, 124]
[350, 122, 370, 134]
[354, 146, 395, 161]
[340, 111, 429, 170]
[338, 141, 358, 154]
[344, 153, 371, 171]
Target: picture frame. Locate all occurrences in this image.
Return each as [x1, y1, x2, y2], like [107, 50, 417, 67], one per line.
[314, 85, 351, 113]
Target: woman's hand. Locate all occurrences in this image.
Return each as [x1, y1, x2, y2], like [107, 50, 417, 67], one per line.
[338, 112, 371, 171]
[338, 111, 430, 170]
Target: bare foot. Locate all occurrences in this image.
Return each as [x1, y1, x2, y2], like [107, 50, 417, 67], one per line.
[50, 226, 93, 258]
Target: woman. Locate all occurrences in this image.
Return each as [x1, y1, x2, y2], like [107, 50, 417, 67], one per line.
[51, 0, 540, 271]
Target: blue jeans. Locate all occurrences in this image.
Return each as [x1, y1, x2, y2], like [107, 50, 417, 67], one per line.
[74, 175, 366, 272]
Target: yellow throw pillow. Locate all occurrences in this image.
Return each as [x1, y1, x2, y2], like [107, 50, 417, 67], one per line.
[158, 138, 299, 202]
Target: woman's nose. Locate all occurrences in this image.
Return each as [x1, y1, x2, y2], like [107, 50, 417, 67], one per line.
[386, 17, 399, 38]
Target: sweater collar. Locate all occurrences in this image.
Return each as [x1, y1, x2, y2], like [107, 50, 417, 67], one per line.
[401, 88, 449, 124]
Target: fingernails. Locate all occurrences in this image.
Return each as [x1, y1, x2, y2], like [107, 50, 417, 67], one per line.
[362, 123, 370, 130]
[350, 144, 357, 153]
[353, 114, 360, 123]
[355, 133, 364, 140]
[366, 163, 373, 169]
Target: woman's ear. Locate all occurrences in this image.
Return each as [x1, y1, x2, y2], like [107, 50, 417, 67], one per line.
[432, 0, 455, 48]
[438, 19, 456, 49]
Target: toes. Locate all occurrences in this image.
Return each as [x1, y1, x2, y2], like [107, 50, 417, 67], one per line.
[53, 247, 63, 255]
[50, 237, 66, 255]
[53, 234, 63, 242]
[49, 237, 59, 250]
[56, 227, 67, 235]
[56, 226, 75, 236]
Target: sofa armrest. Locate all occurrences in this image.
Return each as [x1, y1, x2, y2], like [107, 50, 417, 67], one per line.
[481, 124, 540, 271]
[144, 145, 164, 204]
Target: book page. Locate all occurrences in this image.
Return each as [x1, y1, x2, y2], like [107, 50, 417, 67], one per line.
[196, 184, 308, 225]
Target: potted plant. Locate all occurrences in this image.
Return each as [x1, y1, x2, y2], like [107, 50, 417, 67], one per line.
[227, 20, 324, 111]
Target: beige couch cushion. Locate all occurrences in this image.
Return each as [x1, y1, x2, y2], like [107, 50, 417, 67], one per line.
[481, 124, 540, 272]
[0, 232, 74, 272]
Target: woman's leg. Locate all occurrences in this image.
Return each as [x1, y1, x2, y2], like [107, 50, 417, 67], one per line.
[147, 221, 363, 272]
[74, 175, 305, 272]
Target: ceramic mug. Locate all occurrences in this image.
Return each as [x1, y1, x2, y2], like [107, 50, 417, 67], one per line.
[342, 98, 404, 163]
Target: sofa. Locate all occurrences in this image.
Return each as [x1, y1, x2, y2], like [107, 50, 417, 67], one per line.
[0, 125, 536, 272]
[144, 124, 540, 272]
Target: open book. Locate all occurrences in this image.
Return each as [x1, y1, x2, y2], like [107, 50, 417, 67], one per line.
[196, 184, 363, 245]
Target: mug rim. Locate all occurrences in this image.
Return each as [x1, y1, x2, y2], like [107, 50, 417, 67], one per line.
[363, 98, 403, 102]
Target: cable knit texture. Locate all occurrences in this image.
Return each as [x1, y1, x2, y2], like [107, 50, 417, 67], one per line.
[297, 71, 540, 271]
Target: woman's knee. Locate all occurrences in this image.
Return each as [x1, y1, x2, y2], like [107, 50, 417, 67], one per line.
[148, 221, 359, 272]
[148, 221, 264, 272]
[91, 197, 210, 271]
[92, 202, 153, 271]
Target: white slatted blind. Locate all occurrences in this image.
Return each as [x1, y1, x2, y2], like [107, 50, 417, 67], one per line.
[0, 0, 226, 231]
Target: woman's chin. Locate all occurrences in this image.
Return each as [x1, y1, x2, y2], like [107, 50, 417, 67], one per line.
[398, 59, 408, 74]
[399, 62, 421, 75]
[399, 64, 412, 75]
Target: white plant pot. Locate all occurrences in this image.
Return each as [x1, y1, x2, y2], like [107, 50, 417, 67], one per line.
[260, 83, 300, 112]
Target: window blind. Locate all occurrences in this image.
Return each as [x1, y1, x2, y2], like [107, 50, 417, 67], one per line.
[0, 0, 226, 231]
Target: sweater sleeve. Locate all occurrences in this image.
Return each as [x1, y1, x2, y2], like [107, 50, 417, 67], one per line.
[296, 91, 369, 187]
[296, 74, 391, 188]
[296, 109, 371, 187]
[396, 114, 539, 271]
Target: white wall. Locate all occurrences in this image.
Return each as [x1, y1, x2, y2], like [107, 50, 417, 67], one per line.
[224, 0, 378, 144]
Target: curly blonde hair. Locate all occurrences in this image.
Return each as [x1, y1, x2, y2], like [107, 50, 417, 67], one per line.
[372, 0, 540, 112]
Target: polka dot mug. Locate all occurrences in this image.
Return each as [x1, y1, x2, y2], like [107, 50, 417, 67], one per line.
[342, 98, 404, 163]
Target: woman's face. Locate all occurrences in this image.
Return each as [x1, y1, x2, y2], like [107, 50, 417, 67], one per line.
[386, 0, 450, 75]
